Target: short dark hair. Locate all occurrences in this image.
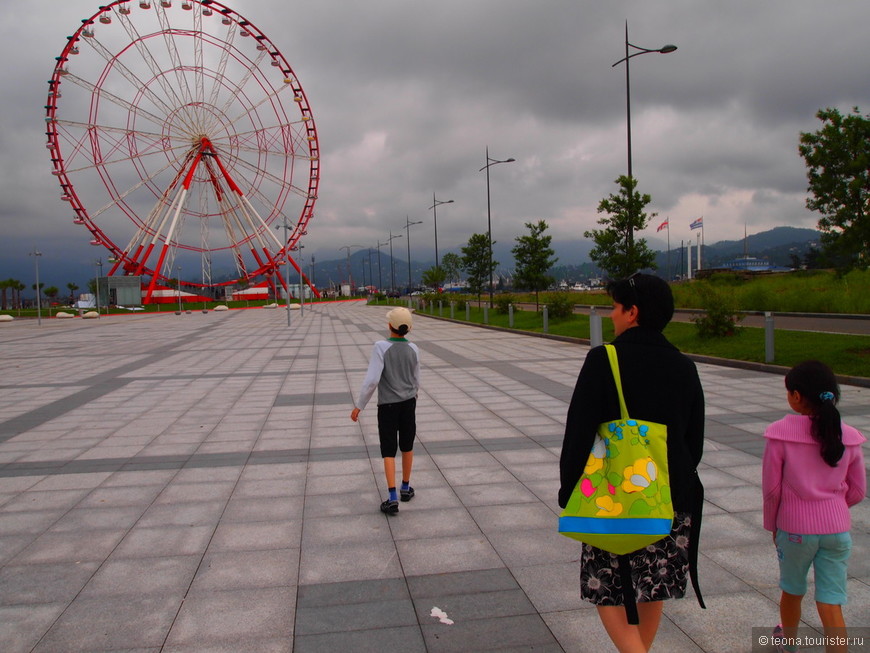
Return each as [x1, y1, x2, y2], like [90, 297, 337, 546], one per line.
[607, 273, 674, 332]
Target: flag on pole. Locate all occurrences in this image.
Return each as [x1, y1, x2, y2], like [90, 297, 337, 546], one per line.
[656, 219, 669, 233]
[690, 217, 703, 230]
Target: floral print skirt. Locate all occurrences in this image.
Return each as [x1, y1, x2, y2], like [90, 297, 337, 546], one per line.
[579, 512, 692, 606]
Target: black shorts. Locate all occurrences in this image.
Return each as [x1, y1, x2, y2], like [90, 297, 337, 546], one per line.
[377, 398, 416, 458]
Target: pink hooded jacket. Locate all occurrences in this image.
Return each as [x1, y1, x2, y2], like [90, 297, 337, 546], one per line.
[763, 413, 866, 534]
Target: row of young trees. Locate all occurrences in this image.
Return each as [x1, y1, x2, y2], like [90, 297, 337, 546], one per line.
[0, 278, 81, 310]
[419, 220, 559, 308]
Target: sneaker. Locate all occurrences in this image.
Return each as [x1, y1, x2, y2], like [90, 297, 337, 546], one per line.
[772, 624, 796, 653]
[380, 499, 399, 515]
[400, 486, 415, 502]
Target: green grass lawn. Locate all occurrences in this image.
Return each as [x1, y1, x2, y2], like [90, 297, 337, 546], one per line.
[409, 301, 870, 379]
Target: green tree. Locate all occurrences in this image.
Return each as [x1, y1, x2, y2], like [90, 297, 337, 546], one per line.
[67, 282, 79, 305]
[799, 107, 870, 269]
[421, 266, 446, 289]
[585, 175, 657, 279]
[11, 279, 25, 310]
[439, 252, 462, 285]
[0, 278, 11, 310]
[512, 220, 558, 310]
[43, 286, 60, 304]
[461, 233, 497, 302]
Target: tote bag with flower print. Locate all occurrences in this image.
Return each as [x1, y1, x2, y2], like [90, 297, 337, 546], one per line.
[559, 344, 673, 555]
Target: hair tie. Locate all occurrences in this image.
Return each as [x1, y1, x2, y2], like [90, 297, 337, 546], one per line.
[819, 391, 835, 402]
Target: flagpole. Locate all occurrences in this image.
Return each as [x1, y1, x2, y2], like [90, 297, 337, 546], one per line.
[666, 219, 671, 281]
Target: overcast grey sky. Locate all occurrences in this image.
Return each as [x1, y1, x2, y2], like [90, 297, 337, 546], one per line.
[2, 0, 869, 285]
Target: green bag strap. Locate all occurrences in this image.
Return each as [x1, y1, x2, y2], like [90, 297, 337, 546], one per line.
[604, 344, 630, 420]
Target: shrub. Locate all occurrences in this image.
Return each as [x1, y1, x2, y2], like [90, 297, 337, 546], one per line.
[546, 292, 575, 319]
[495, 294, 516, 315]
[455, 298, 467, 311]
[692, 286, 744, 339]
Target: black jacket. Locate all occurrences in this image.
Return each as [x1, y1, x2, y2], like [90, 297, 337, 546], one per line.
[559, 326, 705, 512]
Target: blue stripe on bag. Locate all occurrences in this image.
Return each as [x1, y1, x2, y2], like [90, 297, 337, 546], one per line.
[559, 516, 671, 535]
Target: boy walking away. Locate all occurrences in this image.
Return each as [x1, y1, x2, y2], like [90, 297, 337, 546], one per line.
[351, 307, 421, 515]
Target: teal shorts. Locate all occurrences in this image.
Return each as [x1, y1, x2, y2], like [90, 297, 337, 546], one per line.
[775, 530, 851, 605]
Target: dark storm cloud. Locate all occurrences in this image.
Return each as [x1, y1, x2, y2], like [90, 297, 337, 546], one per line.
[1, 0, 868, 284]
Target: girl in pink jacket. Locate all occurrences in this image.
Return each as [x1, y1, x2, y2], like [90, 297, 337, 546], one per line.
[763, 360, 866, 653]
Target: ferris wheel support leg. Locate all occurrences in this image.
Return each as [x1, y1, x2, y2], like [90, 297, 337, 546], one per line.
[142, 176, 193, 303]
[286, 254, 322, 299]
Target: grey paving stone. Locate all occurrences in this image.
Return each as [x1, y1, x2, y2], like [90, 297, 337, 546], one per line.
[395, 535, 502, 577]
[11, 529, 127, 565]
[298, 540, 404, 585]
[190, 549, 299, 593]
[164, 587, 296, 647]
[0, 603, 69, 653]
[420, 613, 559, 652]
[0, 561, 100, 605]
[209, 519, 302, 552]
[33, 593, 180, 652]
[296, 597, 417, 635]
[79, 555, 201, 597]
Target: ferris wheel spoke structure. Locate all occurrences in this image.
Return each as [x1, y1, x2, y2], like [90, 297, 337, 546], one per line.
[44, 0, 320, 301]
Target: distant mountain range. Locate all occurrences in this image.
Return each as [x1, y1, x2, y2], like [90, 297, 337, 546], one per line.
[308, 226, 822, 289]
[2, 226, 822, 296]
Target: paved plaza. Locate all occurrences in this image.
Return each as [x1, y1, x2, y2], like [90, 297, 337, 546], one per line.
[0, 300, 868, 652]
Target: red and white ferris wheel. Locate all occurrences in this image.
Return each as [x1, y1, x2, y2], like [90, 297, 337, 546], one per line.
[44, 0, 320, 302]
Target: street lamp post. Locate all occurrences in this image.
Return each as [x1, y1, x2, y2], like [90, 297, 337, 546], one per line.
[29, 248, 42, 325]
[278, 216, 293, 326]
[611, 21, 676, 253]
[429, 194, 454, 272]
[480, 147, 515, 308]
[387, 231, 402, 293]
[375, 241, 385, 292]
[339, 245, 362, 296]
[404, 216, 423, 293]
[95, 258, 104, 315]
[176, 265, 183, 314]
[293, 244, 305, 317]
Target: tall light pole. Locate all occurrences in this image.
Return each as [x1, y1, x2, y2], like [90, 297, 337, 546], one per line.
[480, 147, 515, 307]
[278, 217, 293, 326]
[339, 245, 362, 296]
[29, 248, 42, 325]
[375, 241, 385, 292]
[429, 194, 454, 272]
[387, 231, 402, 293]
[176, 265, 183, 314]
[95, 258, 104, 315]
[612, 21, 676, 254]
[404, 216, 423, 293]
[293, 244, 305, 317]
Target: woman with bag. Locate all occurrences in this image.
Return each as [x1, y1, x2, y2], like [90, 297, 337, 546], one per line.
[559, 273, 706, 652]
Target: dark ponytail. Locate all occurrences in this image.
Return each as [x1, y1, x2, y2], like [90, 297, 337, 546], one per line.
[391, 324, 410, 337]
[785, 360, 844, 467]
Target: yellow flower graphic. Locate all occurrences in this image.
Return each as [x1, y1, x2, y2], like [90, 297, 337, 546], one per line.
[595, 495, 623, 516]
[622, 457, 657, 493]
[583, 439, 606, 475]
[584, 455, 603, 475]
